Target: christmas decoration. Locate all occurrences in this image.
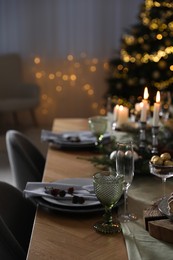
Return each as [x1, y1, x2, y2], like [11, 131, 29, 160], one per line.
[106, 0, 173, 105]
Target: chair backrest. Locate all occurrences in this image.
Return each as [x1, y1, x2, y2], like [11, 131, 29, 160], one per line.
[0, 181, 36, 259]
[6, 130, 45, 191]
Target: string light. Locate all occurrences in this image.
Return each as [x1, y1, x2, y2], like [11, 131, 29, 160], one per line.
[56, 71, 62, 77]
[48, 74, 55, 80]
[70, 74, 77, 81]
[35, 72, 42, 79]
[154, 76, 173, 90]
[62, 74, 68, 81]
[121, 45, 173, 63]
[83, 84, 91, 91]
[67, 54, 74, 61]
[34, 57, 41, 64]
[88, 89, 94, 96]
[56, 85, 62, 92]
[145, 0, 173, 9]
[33, 54, 107, 117]
[99, 108, 106, 115]
[90, 65, 97, 72]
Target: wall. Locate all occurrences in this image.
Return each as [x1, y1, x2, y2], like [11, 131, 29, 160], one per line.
[0, 0, 143, 125]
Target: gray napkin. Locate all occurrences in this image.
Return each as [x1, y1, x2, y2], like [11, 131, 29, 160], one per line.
[23, 182, 97, 200]
[41, 129, 110, 143]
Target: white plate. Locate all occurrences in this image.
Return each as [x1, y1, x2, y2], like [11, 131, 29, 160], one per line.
[36, 197, 105, 214]
[42, 178, 100, 208]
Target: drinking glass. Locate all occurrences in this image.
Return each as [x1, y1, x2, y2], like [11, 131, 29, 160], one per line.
[116, 141, 137, 222]
[93, 171, 123, 234]
[149, 162, 173, 198]
[88, 116, 108, 147]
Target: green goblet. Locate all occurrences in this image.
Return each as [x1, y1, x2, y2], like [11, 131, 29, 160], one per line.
[93, 171, 123, 234]
[88, 116, 108, 147]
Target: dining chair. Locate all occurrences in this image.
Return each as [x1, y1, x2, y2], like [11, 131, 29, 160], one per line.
[0, 181, 36, 260]
[6, 130, 45, 191]
[0, 53, 40, 126]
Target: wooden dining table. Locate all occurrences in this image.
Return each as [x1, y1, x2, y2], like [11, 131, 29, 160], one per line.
[26, 118, 129, 260]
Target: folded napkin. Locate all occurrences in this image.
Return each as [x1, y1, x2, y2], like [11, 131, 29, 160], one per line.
[41, 129, 110, 144]
[23, 182, 97, 201]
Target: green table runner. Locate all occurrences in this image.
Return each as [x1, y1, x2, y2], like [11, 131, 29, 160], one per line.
[120, 175, 173, 260]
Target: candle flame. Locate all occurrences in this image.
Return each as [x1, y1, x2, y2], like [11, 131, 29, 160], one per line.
[119, 105, 124, 111]
[144, 87, 149, 100]
[156, 91, 160, 103]
[114, 104, 119, 112]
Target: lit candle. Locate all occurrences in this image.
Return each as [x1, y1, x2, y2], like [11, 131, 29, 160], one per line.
[113, 105, 119, 121]
[140, 87, 149, 122]
[153, 91, 160, 127]
[116, 105, 129, 128]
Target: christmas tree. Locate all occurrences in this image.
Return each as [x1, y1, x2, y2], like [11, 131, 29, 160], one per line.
[106, 0, 173, 106]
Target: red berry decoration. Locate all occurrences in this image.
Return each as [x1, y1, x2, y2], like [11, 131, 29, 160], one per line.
[50, 188, 60, 197]
[72, 196, 79, 204]
[78, 197, 85, 204]
[68, 187, 74, 195]
[59, 190, 66, 197]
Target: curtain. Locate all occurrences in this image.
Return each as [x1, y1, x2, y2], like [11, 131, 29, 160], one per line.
[0, 0, 143, 123]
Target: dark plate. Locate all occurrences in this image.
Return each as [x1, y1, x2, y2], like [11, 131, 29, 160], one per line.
[34, 196, 124, 214]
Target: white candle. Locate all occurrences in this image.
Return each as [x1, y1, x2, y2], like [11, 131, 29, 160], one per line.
[113, 105, 119, 121]
[140, 87, 149, 122]
[116, 105, 129, 128]
[153, 91, 160, 126]
[135, 102, 142, 112]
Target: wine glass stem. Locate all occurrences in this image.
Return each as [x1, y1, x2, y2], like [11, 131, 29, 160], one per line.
[104, 206, 112, 225]
[162, 177, 166, 197]
[124, 188, 128, 215]
[96, 135, 104, 150]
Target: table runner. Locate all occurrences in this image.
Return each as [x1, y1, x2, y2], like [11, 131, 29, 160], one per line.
[121, 175, 173, 260]
[122, 222, 173, 260]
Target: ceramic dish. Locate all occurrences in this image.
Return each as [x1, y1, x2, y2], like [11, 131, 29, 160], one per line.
[158, 197, 173, 221]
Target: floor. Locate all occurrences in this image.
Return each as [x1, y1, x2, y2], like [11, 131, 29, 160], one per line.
[0, 125, 49, 186]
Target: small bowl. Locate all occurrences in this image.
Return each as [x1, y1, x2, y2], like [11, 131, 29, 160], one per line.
[149, 161, 173, 178]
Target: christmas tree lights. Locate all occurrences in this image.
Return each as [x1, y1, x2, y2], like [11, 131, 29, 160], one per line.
[107, 0, 173, 104]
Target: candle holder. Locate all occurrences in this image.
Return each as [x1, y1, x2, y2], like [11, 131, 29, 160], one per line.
[151, 126, 159, 155]
[112, 121, 121, 131]
[139, 121, 147, 150]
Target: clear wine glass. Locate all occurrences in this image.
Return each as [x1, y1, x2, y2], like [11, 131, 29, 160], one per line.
[149, 162, 173, 198]
[116, 141, 137, 222]
[88, 116, 108, 147]
[93, 171, 123, 234]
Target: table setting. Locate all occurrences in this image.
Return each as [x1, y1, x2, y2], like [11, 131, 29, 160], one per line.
[41, 128, 111, 150]
[26, 87, 173, 259]
[39, 87, 173, 224]
[23, 178, 124, 215]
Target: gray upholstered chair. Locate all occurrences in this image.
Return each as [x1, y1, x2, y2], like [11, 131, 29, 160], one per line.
[0, 53, 40, 125]
[6, 130, 45, 191]
[0, 181, 36, 260]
